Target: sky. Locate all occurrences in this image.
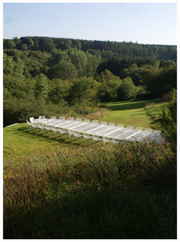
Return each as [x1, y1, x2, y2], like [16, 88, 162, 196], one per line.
[2, 1, 178, 46]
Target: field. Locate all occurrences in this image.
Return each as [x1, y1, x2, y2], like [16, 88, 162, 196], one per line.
[3, 100, 177, 239]
[103, 99, 155, 128]
[3, 99, 163, 158]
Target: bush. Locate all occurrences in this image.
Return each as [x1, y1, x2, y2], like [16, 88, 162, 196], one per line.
[3, 96, 68, 126]
[3, 94, 108, 127]
[153, 89, 177, 146]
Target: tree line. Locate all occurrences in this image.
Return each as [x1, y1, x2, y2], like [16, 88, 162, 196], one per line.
[4, 36, 177, 61]
[3, 36, 177, 126]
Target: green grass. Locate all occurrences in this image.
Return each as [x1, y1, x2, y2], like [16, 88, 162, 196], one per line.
[105, 99, 152, 127]
[3, 99, 177, 239]
[3, 123, 79, 159]
[3, 99, 164, 159]
[102, 99, 163, 129]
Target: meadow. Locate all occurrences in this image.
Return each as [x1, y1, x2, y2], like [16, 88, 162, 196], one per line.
[3, 99, 177, 239]
[103, 99, 160, 128]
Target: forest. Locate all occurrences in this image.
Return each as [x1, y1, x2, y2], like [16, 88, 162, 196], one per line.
[3, 36, 177, 126]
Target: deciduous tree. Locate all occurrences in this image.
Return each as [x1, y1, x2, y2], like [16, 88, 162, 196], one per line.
[47, 59, 78, 81]
[117, 77, 136, 100]
[34, 74, 48, 101]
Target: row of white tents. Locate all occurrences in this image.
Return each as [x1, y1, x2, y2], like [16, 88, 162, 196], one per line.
[27, 116, 164, 144]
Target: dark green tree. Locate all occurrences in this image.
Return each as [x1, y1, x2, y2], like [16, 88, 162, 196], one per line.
[67, 48, 88, 77]
[47, 59, 78, 81]
[48, 49, 69, 66]
[3, 49, 21, 62]
[21, 44, 28, 51]
[85, 52, 101, 78]
[26, 37, 34, 49]
[3, 39, 16, 49]
[67, 78, 99, 105]
[72, 39, 82, 49]
[119, 64, 150, 86]
[13, 37, 22, 49]
[41, 38, 56, 52]
[159, 60, 176, 68]
[142, 66, 177, 98]
[117, 77, 136, 101]
[47, 79, 70, 104]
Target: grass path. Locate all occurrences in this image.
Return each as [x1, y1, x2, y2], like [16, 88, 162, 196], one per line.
[101, 99, 155, 129]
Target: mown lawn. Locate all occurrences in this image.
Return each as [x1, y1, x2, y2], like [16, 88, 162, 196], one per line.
[3, 123, 75, 159]
[102, 99, 163, 129]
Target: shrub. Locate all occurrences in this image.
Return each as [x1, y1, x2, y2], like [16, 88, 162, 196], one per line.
[153, 89, 177, 146]
[3, 96, 68, 126]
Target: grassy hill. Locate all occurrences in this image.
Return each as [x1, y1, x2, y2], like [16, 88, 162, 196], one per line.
[3, 100, 176, 239]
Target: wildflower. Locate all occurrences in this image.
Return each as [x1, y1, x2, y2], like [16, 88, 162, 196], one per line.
[164, 218, 168, 221]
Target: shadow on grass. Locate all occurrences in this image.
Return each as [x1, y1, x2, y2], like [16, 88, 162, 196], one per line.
[9, 126, 98, 147]
[107, 100, 151, 111]
[107, 99, 164, 112]
[6, 126, 72, 145]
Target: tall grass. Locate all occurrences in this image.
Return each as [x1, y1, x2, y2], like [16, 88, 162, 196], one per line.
[4, 138, 177, 239]
[3, 98, 177, 239]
